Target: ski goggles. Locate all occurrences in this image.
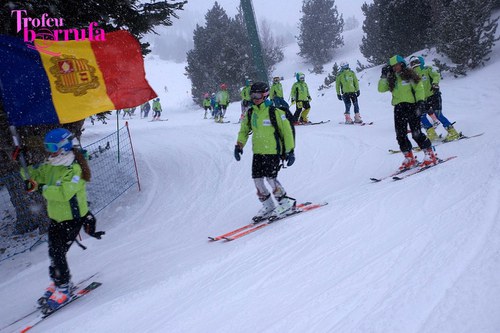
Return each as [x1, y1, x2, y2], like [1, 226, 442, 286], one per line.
[250, 92, 268, 100]
[44, 137, 72, 153]
[410, 59, 420, 68]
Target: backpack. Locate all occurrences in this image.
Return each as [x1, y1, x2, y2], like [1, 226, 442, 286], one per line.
[247, 103, 295, 157]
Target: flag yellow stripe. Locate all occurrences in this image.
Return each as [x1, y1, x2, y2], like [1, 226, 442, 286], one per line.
[35, 39, 115, 123]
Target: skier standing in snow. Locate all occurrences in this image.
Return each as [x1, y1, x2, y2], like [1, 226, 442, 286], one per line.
[152, 98, 162, 121]
[21, 128, 104, 312]
[202, 93, 211, 119]
[378, 55, 438, 170]
[336, 62, 363, 124]
[216, 83, 230, 123]
[269, 76, 286, 108]
[409, 55, 461, 142]
[240, 78, 252, 123]
[290, 72, 312, 124]
[234, 82, 296, 221]
[210, 93, 218, 119]
[140, 101, 151, 119]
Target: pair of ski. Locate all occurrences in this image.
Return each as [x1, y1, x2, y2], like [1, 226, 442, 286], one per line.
[370, 156, 457, 182]
[2, 274, 102, 333]
[296, 120, 331, 126]
[209, 202, 328, 242]
[338, 121, 374, 126]
[388, 132, 484, 154]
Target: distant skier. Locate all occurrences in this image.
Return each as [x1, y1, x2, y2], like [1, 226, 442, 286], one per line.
[216, 83, 230, 123]
[378, 55, 437, 170]
[336, 62, 362, 124]
[239, 78, 252, 123]
[290, 72, 312, 124]
[140, 101, 151, 119]
[234, 82, 296, 221]
[202, 93, 212, 119]
[269, 76, 286, 108]
[21, 128, 104, 312]
[210, 93, 218, 119]
[409, 55, 460, 142]
[152, 98, 162, 121]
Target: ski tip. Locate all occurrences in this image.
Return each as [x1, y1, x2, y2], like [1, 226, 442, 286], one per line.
[208, 237, 217, 242]
[223, 237, 234, 242]
[392, 176, 403, 181]
[370, 178, 381, 182]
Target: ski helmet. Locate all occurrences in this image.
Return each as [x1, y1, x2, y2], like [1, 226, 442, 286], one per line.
[340, 61, 349, 70]
[296, 72, 305, 81]
[409, 55, 425, 69]
[220, 83, 227, 90]
[250, 82, 270, 100]
[273, 76, 281, 83]
[44, 128, 73, 154]
[388, 55, 407, 67]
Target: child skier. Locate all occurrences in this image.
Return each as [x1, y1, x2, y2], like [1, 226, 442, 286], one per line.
[21, 128, 104, 312]
[378, 55, 438, 170]
[290, 72, 312, 124]
[234, 82, 296, 221]
[409, 55, 460, 142]
[152, 98, 162, 121]
[269, 76, 286, 108]
[336, 62, 362, 124]
[202, 93, 211, 119]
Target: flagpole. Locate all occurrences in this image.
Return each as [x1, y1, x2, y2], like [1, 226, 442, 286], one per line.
[116, 110, 120, 163]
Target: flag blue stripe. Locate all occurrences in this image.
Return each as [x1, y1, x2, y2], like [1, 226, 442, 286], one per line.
[0, 35, 60, 126]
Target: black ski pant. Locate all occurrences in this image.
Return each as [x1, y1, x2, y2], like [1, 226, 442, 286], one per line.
[48, 217, 84, 286]
[394, 102, 431, 153]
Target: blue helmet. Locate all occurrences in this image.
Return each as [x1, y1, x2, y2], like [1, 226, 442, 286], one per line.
[44, 128, 73, 153]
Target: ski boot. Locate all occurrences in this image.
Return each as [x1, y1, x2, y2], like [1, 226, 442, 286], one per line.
[270, 195, 296, 219]
[37, 282, 56, 307]
[421, 148, 438, 167]
[354, 113, 363, 124]
[444, 125, 460, 142]
[44, 282, 73, 313]
[252, 195, 275, 223]
[399, 151, 418, 171]
[425, 127, 439, 141]
[344, 113, 354, 124]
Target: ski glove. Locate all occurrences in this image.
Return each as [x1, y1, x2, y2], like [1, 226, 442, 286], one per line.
[234, 145, 243, 161]
[356, 91, 360, 97]
[82, 212, 105, 239]
[286, 151, 295, 167]
[337, 94, 342, 101]
[381, 65, 391, 78]
[415, 101, 426, 116]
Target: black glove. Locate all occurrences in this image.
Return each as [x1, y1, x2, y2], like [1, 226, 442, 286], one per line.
[381, 65, 391, 77]
[337, 94, 342, 101]
[431, 84, 440, 93]
[82, 212, 105, 239]
[285, 151, 295, 166]
[415, 101, 426, 116]
[234, 145, 243, 161]
[356, 91, 360, 97]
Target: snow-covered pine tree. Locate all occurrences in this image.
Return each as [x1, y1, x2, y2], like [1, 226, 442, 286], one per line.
[297, 0, 344, 72]
[186, 2, 248, 104]
[360, 0, 433, 65]
[434, 0, 499, 72]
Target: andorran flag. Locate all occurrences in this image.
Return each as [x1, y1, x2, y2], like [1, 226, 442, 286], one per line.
[0, 30, 157, 126]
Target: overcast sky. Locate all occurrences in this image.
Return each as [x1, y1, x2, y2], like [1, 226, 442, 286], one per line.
[182, 0, 370, 29]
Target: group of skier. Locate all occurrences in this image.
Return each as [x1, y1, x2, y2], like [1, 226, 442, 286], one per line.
[202, 84, 230, 122]
[117, 98, 163, 121]
[232, 53, 461, 222]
